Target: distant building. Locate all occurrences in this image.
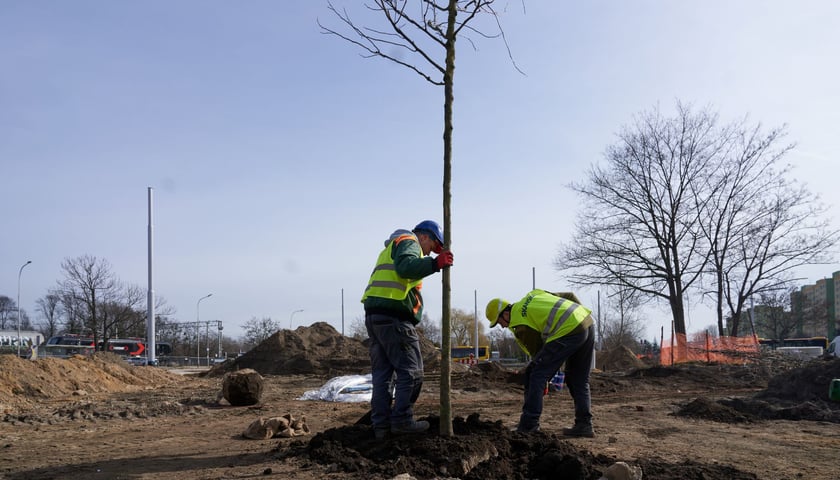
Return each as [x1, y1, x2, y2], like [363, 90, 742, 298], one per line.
[0, 330, 44, 351]
[790, 271, 839, 338]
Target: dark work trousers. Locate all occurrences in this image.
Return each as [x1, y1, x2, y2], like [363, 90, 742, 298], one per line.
[520, 324, 594, 430]
[365, 312, 424, 430]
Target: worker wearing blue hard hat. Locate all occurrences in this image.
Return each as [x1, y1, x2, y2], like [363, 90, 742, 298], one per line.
[361, 220, 454, 440]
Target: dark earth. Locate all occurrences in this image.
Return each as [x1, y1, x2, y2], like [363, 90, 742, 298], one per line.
[278, 358, 840, 480]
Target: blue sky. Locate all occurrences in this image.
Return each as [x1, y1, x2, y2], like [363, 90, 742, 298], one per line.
[2, 1, 839, 342]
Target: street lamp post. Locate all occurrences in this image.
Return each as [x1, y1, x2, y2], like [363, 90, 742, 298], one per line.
[289, 309, 304, 329]
[217, 321, 223, 359]
[196, 293, 212, 365]
[17, 260, 32, 358]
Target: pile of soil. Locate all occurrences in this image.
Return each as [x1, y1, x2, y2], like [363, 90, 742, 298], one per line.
[209, 322, 443, 377]
[676, 356, 840, 423]
[596, 345, 646, 371]
[210, 322, 370, 376]
[0, 352, 182, 414]
[284, 413, 759, 480]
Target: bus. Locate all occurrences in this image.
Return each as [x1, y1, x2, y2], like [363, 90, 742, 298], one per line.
[102, 338, 146, 356]
[43, 335, 171, 358]
[42, 334, 96, 357]
[100, 338, 173, 357]
[451, 345, 490, 363]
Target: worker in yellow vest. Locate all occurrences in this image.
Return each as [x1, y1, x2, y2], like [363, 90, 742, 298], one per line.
[486, 289, 595, 437]
[362, 220, 454, 440]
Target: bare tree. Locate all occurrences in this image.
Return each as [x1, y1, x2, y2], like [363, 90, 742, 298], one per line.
[57, 255, 118, 349]
[449, 308, 489, 346]
[348, 315, 368, 341]
[696, 120, 836, 337]
[558, 104, 837, 347]
[98, 283, 146, 344]
[0, 295, 28, 330]
[320, 0, 515, 435]
[558, 104, 723, 341]
[35, 292, 63, 338]
[0, 295, 16, 330]
[242, 316, 281, 347]
[58, 290, 86, 335]
[417, 313, 441, 345]
[752, 287, 798, 340]
[599, 285, 645, 350]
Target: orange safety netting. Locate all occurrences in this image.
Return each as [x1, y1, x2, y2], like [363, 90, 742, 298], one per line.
[659, 332, 760, 366]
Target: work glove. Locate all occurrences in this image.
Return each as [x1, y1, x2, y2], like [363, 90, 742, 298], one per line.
[435, 250, 454, 270]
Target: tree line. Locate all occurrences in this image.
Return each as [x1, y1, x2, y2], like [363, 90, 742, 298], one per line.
[557, 103, 837, 339]
[2, 254, 248, 357]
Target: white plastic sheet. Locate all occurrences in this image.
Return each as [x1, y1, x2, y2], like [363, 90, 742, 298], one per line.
[298, 374, 373, 403]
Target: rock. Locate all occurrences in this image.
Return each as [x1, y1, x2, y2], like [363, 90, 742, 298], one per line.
[599, 461, 642, 480]
[222, 369, 263, 406]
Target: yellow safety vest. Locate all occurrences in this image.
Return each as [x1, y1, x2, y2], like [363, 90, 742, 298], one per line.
[361, 234, 423, 302]
[509, 289, 592, 345]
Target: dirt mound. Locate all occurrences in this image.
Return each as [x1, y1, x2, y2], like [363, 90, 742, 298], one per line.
[211, 322, 369, 376]
[624, 362, 771, 390]
[676, 397, 753, 423]
[467, 360, 521, 384]
[281, 413, 758, 480]
[674, 356, 840, 423]
[596, 345, 646, 371]
[757, 355, 840, 403]
[0, 352, 184, 414]
[211, 322, 443, 377]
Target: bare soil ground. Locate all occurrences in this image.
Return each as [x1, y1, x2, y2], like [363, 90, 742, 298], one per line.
[1, 323, 839, 480]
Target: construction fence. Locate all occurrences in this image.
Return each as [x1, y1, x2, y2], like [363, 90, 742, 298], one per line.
[660, 332, 760, 366]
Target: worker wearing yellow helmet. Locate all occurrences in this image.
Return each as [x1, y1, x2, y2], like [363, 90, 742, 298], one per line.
[486, 289, 595, 437]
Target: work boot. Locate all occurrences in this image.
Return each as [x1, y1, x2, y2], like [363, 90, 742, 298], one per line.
[391, 420, 429, 435]
[562, 422, 594, 438]
[373, 427, 390, 441]
[514, 424, 540, 433]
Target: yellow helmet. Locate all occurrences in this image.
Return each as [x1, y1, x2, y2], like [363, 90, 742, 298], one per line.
[485, 298, 511, 327]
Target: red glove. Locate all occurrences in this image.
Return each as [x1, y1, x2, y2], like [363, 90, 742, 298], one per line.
[435, 250, 454, 269]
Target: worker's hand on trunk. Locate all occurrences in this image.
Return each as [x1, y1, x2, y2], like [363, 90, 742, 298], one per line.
[435, 250, 454, 270]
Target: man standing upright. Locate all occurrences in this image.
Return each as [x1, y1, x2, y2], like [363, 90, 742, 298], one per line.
[362, 220, 454, 440]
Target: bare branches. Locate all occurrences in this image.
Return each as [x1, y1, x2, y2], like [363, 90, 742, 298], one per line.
[319, 2, 445, 84]
[558, 103, 837, 338]
[319, 0, 520, 85]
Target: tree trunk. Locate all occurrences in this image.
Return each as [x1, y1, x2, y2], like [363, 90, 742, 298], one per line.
[438, 0, 457, 438]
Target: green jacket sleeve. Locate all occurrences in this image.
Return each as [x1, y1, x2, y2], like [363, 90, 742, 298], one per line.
[513, 325, 544, 357]
[392, 237, 438, 280]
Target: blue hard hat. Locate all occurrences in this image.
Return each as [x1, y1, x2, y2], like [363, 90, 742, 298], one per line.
[413, 220, 444, 244]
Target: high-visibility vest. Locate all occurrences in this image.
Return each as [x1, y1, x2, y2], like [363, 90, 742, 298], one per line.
[361, 234, 423, 302]
[509, 289, 592, 346]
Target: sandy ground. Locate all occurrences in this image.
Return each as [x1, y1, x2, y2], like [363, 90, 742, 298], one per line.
[1, 351, 839, 480]
[0, 324, 840, 480]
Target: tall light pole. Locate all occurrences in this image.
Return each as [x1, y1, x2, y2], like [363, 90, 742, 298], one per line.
[217, 321, 223, 359]
[17, 260, 32, 358]
[289, 309, 304, 329]
[196, 293, 212, 365]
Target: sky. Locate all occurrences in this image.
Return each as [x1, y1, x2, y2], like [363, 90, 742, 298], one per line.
[2, 1, 839, 344]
